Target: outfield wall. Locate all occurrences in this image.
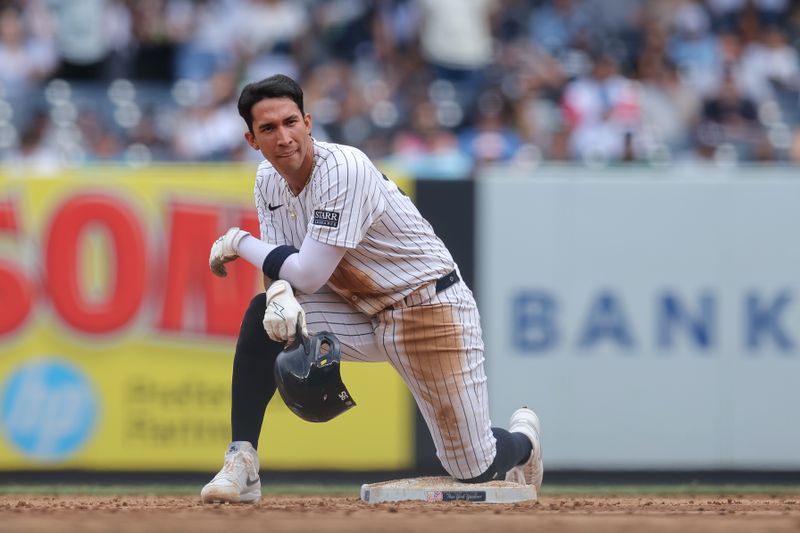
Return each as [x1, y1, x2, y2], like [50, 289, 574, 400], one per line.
[477, 165, 800, 470]
[2, 163, 799, 474]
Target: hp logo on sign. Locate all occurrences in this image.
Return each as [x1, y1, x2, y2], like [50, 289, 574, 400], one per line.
[1, 359, 97, 461]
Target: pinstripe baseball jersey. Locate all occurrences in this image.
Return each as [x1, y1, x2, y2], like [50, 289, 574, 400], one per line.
[253, 138, 496, 480]
[254, 139, 455, 316]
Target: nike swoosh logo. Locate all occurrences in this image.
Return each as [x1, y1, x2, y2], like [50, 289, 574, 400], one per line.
[268, 203, 284, 211]
[246, 475, 259, 487]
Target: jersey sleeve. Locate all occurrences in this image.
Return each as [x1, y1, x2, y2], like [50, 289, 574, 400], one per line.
[307, 149, 385, 248]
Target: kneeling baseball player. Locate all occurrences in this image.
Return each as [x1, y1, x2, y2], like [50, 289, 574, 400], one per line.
[201, 74, 542, 504]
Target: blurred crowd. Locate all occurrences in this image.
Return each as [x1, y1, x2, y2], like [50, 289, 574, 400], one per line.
[1, 0, 799, 176]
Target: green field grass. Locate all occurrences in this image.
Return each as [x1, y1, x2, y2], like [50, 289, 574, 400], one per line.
[1, 484, 799, 497]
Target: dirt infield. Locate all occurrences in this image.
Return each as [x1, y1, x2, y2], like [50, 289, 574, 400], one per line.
[1, 494, 799, 533]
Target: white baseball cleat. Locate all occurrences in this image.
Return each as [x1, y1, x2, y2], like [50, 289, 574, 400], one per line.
[505, 407, 543, 490]
[201, 441, 261, 504]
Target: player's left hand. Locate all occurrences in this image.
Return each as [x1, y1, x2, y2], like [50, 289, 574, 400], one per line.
[209, 227, 251, 277]
[263, 280, 308, 343]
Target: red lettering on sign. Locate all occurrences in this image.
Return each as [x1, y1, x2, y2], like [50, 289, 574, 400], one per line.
[46, 194, 147, 333]
[0, 199, 18, 230]
[0, 200, 34, 334]
[157, 203, 260, 336]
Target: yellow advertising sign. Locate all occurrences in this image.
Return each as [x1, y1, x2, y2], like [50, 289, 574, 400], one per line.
[0, 165, 414, 471]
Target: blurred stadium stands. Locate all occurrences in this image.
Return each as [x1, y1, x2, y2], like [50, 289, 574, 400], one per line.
[1, 0, 799, 175]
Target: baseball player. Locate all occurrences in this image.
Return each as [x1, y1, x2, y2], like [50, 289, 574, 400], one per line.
[200, 74, 542, 503]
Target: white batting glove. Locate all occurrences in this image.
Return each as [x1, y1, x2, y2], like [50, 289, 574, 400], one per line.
[263, 280, 308, 343]
[209, 227, 251, 277]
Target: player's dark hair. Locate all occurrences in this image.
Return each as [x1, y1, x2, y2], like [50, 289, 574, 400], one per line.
[238, 74, 305, 133]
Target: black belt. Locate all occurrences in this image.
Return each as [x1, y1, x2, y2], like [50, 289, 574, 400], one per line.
[435, 270, 460, 293]
[385, 270, 460, 312]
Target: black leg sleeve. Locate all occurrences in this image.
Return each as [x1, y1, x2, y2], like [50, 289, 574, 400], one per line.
[230, 293, 285, 449]
[458, 428, 533, 483]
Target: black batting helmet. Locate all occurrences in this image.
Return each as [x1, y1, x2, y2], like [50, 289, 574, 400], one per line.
[274, 326, 356, 423]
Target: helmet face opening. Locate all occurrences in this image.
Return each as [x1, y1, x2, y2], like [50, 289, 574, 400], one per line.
[274, 331, 356, 423]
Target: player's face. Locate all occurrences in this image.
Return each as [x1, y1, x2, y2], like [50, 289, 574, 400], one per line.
[245, 97, 313, 181]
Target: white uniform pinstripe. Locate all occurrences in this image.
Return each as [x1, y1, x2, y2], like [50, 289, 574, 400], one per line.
[255, 140, 495, 479]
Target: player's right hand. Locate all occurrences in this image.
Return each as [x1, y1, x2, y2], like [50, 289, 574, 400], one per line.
[209, 226, 251, 277]
[263, 280, 308, 343]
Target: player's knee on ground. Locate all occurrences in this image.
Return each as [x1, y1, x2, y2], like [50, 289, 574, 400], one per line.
[458, 428, 532, 484]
